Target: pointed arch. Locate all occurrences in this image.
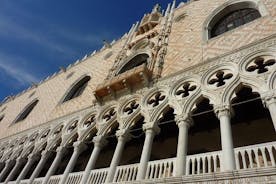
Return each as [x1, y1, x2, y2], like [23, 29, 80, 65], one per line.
[202, 0, 268, 41]
[61, 75, 91, 103]
[13, 99, 39, 124]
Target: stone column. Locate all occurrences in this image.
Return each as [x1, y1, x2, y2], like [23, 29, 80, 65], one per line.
[4, 158, 25, 183]
[28, 150, 52, 184]
[0, 160, 13, 181]
[80, 135, 107, 184]
[106, 129, 130, 182]
[136, 123, 160, 180]
[263, 96, 276, 131]
[15, 154, 39, 184]
[59, 141, 87, 184]
[175, 114, 193, 176]
[42, 147, 66, 184]
[215, 106, 236, 171]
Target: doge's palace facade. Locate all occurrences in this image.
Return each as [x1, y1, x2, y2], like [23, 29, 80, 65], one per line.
[0, 0, 275, 183]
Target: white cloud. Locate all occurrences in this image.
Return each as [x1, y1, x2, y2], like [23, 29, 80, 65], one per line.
[0, 53, 40, 86]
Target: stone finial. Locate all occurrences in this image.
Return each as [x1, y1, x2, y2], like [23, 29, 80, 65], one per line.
[152, 4, 161, 13]
[103, 40, 111, 48]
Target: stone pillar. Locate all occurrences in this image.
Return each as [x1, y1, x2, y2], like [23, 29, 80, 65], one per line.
[106, 129, 130, 182]
[136, 123, 160, 180]
[15, 154, 39, 184]
[80, 135, 107, 184]
[175, 114, 193, 176]
[263, 96, 276, 131]
[59, 141, 87, 184]
[42, 147, 66, 184]
[4, 158, 25, 183]
[215, 106, 236, 171]
[28, 150, 52, 184]
[0, 160, 13, 181]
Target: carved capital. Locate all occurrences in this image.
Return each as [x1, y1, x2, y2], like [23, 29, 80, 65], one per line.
[263, 95, 276, 107]
[73, 141, 87, 153]
[142, 123, 160, 135]
[56, 146, 67, 155]
[214, 105, 232, 119]
[175, 113, 193, 128]
[28, 153, 40, 161]
[92, 135, 107, 148]
[16, 157, 26, 163]
[115, 129, 131, 142]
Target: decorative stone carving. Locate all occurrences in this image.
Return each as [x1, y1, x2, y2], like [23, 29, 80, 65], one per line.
[246, 56, 275, 74]
[208, 70, 233, 87]
[147, 91, 166, 107]
[123, 100, 139, 115]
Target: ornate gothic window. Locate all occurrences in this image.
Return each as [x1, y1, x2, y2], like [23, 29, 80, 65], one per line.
[210, 8, 261, 38]
[117, 54, 149, 75]
[63, 76, 91, 102]
[14, 99, 39, 123]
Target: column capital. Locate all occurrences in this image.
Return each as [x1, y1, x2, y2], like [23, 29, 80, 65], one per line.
[16, 157, 26, 163]
[115, 129, 131, 142]
[142, 123, 160, 135]
[28, 153, 40, 161]
[175, 113, 193, 128]
[73, 141, 87, 153]
[92, 135, 107, 148]
[41, 150, 52, 158]
[263, 95, 276, 107]
[56, 146, 67, 155]
[214, 105, 233, 119]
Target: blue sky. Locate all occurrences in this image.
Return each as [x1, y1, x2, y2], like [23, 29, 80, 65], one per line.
[0, 0, 178, 101]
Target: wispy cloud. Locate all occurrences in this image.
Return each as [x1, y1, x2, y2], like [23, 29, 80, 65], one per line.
[0, 16, 77, 56]
[0, 53, 40, 86]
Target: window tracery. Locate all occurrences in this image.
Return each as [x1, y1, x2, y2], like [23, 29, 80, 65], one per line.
[210, 8, 261, 38]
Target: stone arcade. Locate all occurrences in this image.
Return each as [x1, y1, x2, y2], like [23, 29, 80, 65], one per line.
[0, 0, 275, 183]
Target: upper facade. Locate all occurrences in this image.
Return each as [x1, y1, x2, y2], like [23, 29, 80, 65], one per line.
[0, 0, 275, 139]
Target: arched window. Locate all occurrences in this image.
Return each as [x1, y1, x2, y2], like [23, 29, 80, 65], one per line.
[210, 8, 261, 38]
[14, 99, 39, 123]
[117, 54, 149, 75]
[63, 76, 91, 102]
[0, 115, 4, 122]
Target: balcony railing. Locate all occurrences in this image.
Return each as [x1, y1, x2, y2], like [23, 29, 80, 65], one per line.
[6, 141, 276, 184]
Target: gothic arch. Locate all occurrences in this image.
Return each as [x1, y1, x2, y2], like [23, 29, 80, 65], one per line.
[60, 74, 91, 103]
[61, 132, 79, 147]
[268, 71, 276, 90]
[222, 77, 266, 105]
[117, 96, 142, 130]
[141, 88, 169, 124]
[202, 0, 268, 41]
[116, 52, 151, 75]
[79, 125, 97, 142]
[13, 99, 39, 124]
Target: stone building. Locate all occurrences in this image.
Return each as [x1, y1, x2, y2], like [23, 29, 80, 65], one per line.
[0, 0, 275, 183]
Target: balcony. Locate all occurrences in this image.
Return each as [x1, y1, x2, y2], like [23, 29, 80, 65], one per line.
[11, 141, 276, 184]
[94, 64, 152, 100]
[136, 12, 162, 35]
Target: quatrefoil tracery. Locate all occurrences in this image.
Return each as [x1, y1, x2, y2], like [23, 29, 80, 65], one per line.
[83, 115, 95, 128]
[103, 108, 116, 121]
[148, 92, 166, 107]
[68, 120, 78, 132]
[176, 82, 197, 98]
[246, 57, 275, 74]
[208, 71, 233, 87]
[54, 125, 63, 135]
[41, 129, 50, 139]
[30, 133, 38, 142]
[123, 101, 139, 115]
